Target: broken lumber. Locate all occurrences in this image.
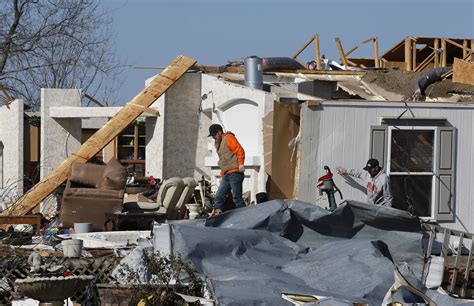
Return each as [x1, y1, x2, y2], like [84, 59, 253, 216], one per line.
[2, 55, 196, 218]
[293, 35, 315, 59]
[314, 34, 321, 70]
[453, 58, 474, 86]
[335, 37, 349, 66]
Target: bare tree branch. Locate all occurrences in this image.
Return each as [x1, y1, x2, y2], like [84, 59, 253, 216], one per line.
[0, 0, 125, 110]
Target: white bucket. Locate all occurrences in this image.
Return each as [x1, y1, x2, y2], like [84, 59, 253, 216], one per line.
[62, 239, 83, 258]
[74, 222, 92, 233]
[425, 256, 445, 289]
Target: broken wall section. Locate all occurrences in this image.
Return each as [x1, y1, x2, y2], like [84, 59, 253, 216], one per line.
[40, 89, 82, 214]
[145, 73, 210, 181]
[0, 100, 24, 200]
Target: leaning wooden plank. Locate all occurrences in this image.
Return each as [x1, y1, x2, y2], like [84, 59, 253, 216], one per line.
[129, 104, 160, 116]
[445, 38, 464, 50]
[335, 37, 349, 66]
[293, 35, 315, 59]
[453, 58, 474, 86]
[2, 55, 196, 217]
[314, 34, 321, 70]
[374, 37, 380, 68]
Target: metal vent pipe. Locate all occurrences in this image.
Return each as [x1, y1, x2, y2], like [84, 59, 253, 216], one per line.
[244, 56, 263, 90]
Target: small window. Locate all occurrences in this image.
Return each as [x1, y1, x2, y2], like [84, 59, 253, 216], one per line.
[388, 128, 435, 218]
[370, 124, 456, 221]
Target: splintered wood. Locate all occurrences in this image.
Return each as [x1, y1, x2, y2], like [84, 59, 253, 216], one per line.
[2, 55, 196, 218]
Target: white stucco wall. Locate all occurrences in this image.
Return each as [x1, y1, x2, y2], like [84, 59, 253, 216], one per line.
[201, 74, 276, 202]
[40, 89, 82, 179]
[298, 100, 474, 233]
[0, 99, 24, 197]
[145, 73, 209, 181]
[146, 95, 165, 178]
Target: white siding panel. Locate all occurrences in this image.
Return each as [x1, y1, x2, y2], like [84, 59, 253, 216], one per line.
[300, 101, 474, 233]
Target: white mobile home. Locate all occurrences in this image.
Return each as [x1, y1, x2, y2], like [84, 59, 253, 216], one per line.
[298, 100, 474, 232]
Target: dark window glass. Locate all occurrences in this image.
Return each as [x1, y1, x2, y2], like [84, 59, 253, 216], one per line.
[391, 175, 432, 217]
[390, 130, 434, 172]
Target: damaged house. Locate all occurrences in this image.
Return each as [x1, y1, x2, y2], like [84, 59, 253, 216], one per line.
[1, 35, 474, 304]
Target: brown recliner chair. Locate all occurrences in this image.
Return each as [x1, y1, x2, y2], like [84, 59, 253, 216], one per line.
[60, 158, 127, 231]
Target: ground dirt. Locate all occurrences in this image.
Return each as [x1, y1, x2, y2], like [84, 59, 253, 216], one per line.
[363, 70, 474, 102]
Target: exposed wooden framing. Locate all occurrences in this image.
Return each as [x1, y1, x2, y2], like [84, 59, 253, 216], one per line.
[450, 234, 464, 292]
[441, 38, 447, 67]
[463, 39, 469, 59]
[128, 104, 160, 116]
[274, 72, 364, 82]
[1, 55, 196, 218]
[422, 223, 474, 298]
[405, 37, 412, 71]
[461, 238, 474, 297]
[412, 40, 417, 71]
[442, 70, 453, 79]
[414, 52, 435, 72]
[293, 36, 315, 59]
[374, 37, 380, 68]
[445, 38, 464, 50]
[335, 37, 349, 66]
[345, 45, 358, 58]
[471, 39, 474, 62]
[0, 215, 41, 234]
[434, 39, 439, 68]
[314, 34, 321, 70]
[192, 64, 369, 75]
[191, 65, 243, 73]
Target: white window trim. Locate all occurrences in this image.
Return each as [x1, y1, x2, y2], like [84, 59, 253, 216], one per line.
[387, 126, 438, 220]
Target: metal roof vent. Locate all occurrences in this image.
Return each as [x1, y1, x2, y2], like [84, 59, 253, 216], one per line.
[244, 56, 263, 90]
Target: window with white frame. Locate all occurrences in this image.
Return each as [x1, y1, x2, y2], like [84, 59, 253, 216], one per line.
[388, 127, 435, 218]
[370, 120, 456, 221]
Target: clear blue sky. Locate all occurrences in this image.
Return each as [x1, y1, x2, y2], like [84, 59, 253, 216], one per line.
[102, 0, 474, 105]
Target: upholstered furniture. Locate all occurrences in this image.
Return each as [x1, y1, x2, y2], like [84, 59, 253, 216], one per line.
[123, 177, 185, 219]
[60, 158, 127, 231]
[174, 177, 198, 219]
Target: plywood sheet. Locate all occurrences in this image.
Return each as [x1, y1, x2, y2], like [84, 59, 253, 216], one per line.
[453, 58, 474, 86]
[269, 101, 301, 200]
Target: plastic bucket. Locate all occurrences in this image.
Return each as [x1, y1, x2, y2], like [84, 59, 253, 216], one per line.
[74, 222, 92, 233]
[425, 256, 445, 289]
[62, 239, 83, 257]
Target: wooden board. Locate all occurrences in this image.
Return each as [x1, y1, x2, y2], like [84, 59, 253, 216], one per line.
[2, 55, 196, 218]
[269, 101, 301, 200]
[453, 58, 474, 86]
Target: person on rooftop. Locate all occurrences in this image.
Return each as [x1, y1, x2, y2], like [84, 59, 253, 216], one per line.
[336, 158, 392, 206]
[208, 124, 246, 217]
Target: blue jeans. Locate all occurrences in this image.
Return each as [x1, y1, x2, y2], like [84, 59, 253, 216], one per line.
[214, 172, 245, 210]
